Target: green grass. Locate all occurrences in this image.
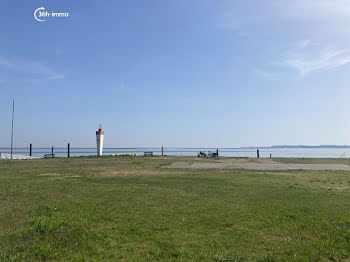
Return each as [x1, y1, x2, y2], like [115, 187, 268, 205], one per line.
[0, 157, 350, 261]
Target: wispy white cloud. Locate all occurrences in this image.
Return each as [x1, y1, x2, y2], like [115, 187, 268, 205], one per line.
[218, 2, 350, 78]
[253, 69, 278, 81]
[294, 40, 311, 50]
[0, 55, 64, 82]
[220, 0, 350, 34]
[274, 0, 350, 22]
[285, 51, 350, 77]
[280, 41, 350, 77]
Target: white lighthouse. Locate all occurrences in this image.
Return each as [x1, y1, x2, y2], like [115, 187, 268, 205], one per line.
[96, 125, 104, 156]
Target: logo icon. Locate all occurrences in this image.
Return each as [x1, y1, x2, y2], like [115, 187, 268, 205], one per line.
[34, 7, 46, 22]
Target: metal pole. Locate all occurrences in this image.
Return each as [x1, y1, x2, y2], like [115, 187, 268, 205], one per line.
[68, 143, 70, 158]
[257, 149, 260, 158]
[52, 146, 54, 155]
[30, 144, 32, 157]
[161, 146, 164, 156]
[10, 99, 14, 160]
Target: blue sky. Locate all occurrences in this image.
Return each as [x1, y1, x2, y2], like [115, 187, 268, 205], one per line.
[1, 0, 350, 147]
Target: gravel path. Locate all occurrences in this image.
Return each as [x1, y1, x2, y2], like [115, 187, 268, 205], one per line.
[167, 158, 350, 171]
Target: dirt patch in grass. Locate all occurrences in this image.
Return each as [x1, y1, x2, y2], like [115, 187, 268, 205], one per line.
[39, 173, 82, 178]
[166, 158, 350, 171]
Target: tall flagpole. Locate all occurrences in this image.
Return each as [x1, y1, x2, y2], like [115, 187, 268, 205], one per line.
[10, 99, 14, 160]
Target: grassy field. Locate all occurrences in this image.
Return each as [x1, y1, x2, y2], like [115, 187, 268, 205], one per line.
[0, 156, 350, 261]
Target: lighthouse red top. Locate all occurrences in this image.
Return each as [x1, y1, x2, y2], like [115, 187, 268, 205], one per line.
[96, 125, 104, 135]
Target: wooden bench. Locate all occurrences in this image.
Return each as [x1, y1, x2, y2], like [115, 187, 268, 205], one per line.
[144, 152, 153, 156]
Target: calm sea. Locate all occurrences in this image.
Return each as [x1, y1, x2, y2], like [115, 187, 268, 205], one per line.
[1, 147, 350, 158]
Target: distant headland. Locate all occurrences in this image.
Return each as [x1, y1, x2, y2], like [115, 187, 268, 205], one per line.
[242, 145, 350, 149]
